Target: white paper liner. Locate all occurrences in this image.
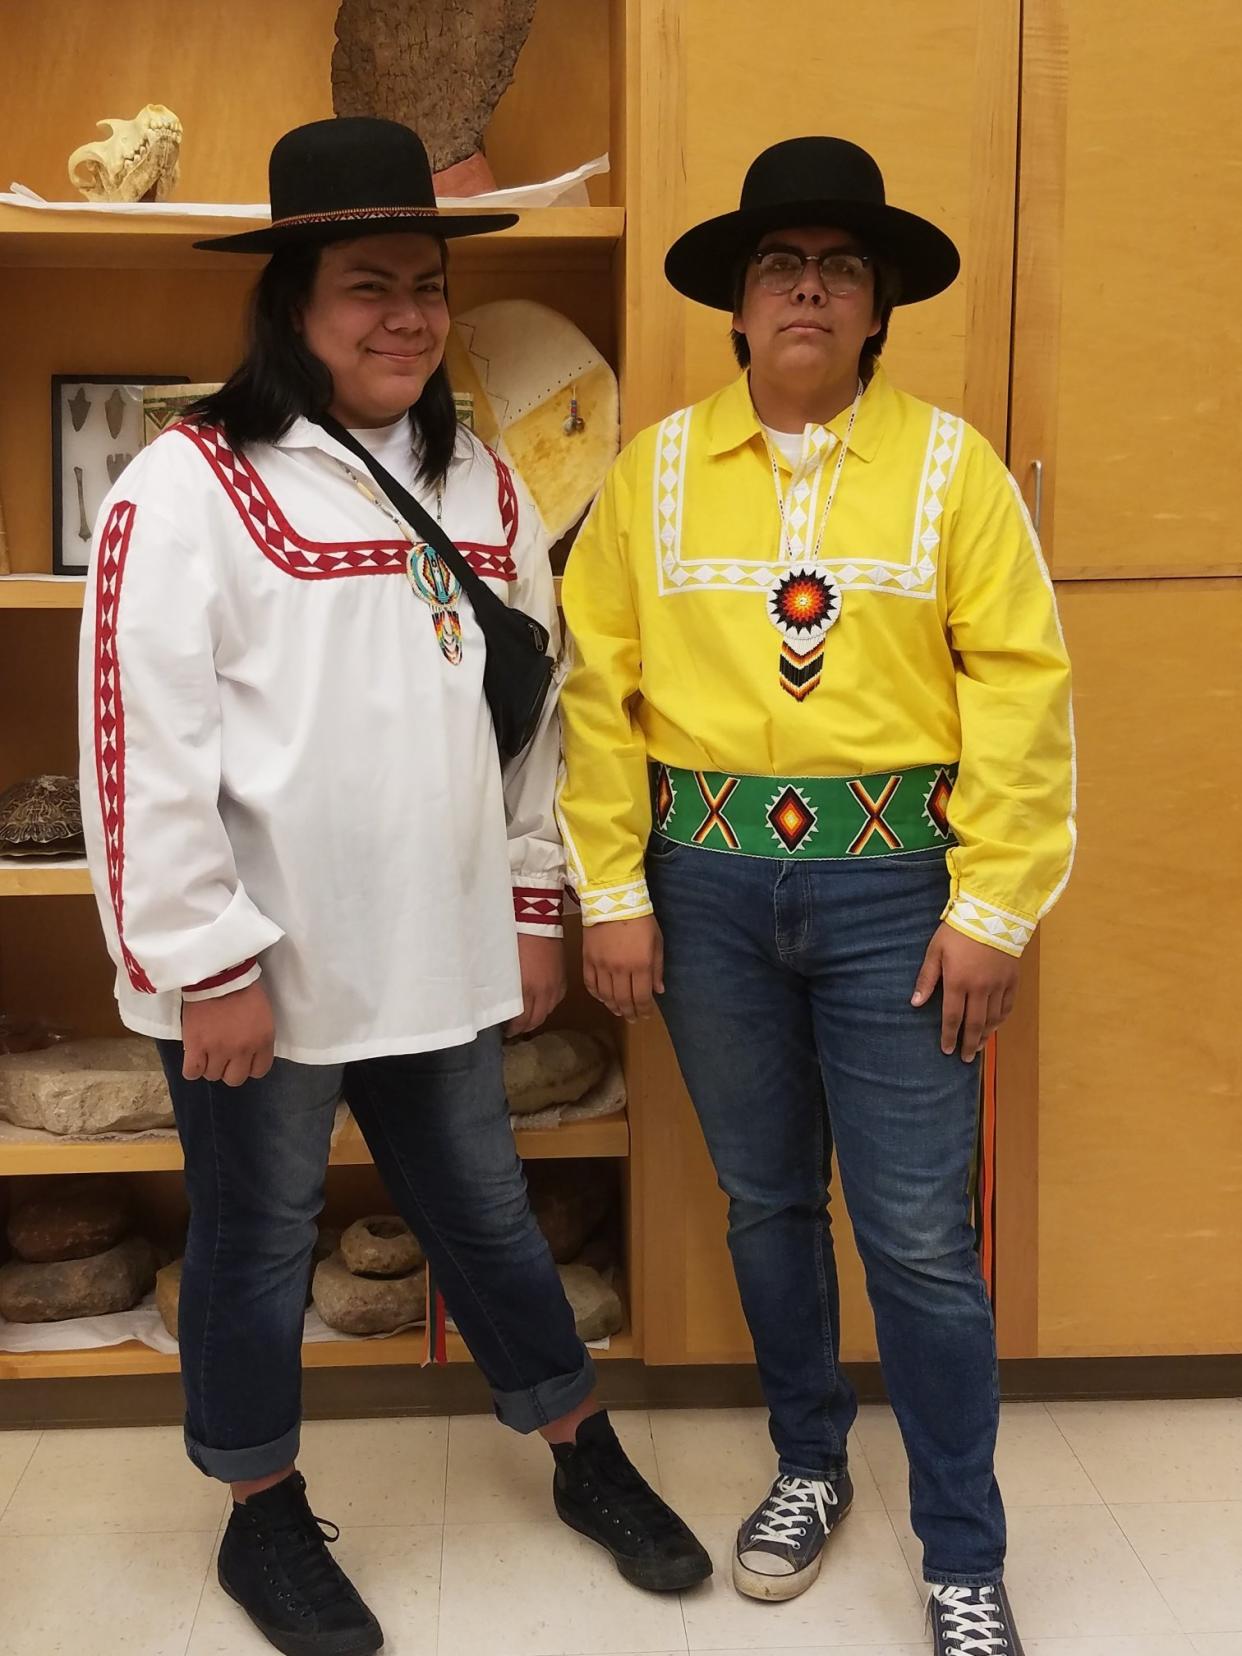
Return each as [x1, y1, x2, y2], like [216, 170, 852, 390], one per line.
[2, 155, 609, 219]
[0, 1291, 172, 1354]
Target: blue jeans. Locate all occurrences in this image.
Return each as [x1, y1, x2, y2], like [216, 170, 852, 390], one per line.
[157, 1028, 594, 1483]
[647, 839, 1004, 1587]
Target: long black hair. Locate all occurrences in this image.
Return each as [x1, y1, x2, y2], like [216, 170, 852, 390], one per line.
[188, 238, 458, 487]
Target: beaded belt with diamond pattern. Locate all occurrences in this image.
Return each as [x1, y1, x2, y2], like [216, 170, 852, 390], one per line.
[649, 762, 959, 860]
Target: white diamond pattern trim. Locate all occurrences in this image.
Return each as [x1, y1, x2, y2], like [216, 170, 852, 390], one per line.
[578, 878, 654, 926]
[907, 409, 966, 577]
[652, 404, 963, 601]
[946, 892, 1033, 957]
[654, 406, 692, 594]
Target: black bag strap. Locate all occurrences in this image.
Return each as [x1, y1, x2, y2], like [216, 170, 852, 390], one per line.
[315, 413, 509, 625]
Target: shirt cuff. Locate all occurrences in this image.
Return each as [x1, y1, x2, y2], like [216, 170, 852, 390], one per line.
[513, 884, 564, 938]
[577, 877, 654, 927]
[941, 893, 1033, 958]
[181, 960, 262, 1002]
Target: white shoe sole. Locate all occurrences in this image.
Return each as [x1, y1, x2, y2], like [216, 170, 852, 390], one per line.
[731, 1502, 851, 1602]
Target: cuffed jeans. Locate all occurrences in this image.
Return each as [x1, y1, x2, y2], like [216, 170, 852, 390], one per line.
[647, 839, 1005, 1586]
[157, 1027, 594, 1483]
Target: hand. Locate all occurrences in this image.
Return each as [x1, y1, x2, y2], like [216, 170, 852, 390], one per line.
[583, 916, 664, 1023]
[506, 934, 568, 1036]
[912, 923, 1020, 1062]
[181, 981, 276, 1086]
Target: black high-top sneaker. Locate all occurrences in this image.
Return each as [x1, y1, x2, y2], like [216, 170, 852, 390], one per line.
[732, 1470, 854, 1601]
[552, 1411, 713, 1591]
[216, 1472, 384, 1656]
[929, 1582, 1026, 1656]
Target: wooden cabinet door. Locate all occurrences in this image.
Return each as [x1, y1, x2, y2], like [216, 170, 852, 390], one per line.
[1011, 0, 1242, 582]
[622, 0, 1021, 1363]
[1036, 582, 1242, 1357]
[1011, 1, 1242, 1355]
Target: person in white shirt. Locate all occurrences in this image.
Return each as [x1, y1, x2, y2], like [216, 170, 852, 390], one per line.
[78, 118, 709, 1656]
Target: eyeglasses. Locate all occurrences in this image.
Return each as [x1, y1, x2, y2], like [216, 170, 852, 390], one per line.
[753, 249, 872, 297]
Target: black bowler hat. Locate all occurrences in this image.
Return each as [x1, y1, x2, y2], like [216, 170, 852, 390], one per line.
[196, 117, 518, 254]
[664, 136, 960, 309]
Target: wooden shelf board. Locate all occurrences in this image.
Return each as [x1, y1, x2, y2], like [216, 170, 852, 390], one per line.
[0, 206, 624, 273]
[0, 858, 91, 897]
[0, 1135, 183, 1175]
[0, 576, 86, 609]
[1, 571, 559, 614]
[331, 1109, 628, 1165]
[0, 1316, 634, 1379]
[0, 1108, 628, 1177]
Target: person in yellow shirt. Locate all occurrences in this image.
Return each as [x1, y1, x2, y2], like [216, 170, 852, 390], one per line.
[558, 138, 1074, 1646]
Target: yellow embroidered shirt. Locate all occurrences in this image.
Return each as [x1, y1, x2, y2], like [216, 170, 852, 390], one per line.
[557, 367, 1075, 957]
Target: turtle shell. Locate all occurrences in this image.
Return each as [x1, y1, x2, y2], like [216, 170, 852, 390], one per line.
[0, 775, 84, 855]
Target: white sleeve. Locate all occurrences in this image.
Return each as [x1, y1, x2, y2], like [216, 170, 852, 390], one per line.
[78, 475, 284, 996]
[498, 467, 566, 938]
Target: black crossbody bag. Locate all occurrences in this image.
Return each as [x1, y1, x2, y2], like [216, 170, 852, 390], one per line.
[317, 415, 555, 760]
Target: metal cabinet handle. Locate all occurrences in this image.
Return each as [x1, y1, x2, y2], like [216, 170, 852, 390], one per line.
[1029, 459, 1044, 535]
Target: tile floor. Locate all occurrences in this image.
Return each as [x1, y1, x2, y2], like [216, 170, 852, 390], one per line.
[0, 1398, 1239, 1656]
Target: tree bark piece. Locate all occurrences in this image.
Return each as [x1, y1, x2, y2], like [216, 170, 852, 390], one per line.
[332, 0, 538, 176]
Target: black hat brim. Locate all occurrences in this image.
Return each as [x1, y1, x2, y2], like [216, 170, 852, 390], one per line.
[664, 198, 960, 309]
[195, 209, 519, 254]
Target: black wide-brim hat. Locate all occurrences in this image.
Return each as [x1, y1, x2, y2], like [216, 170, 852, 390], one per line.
[196, 117, 518, 254]
[665, 136, 960, 310]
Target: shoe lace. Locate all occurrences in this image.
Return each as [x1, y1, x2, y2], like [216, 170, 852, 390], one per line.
[929, 1585, 1009, 1655]
[588, 1443, 685, 1539]
[265, 1509, 350, 1614]
[751, 1476, 839, 1545]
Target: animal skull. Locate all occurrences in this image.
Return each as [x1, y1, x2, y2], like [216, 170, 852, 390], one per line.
[68, 105, 183, 203]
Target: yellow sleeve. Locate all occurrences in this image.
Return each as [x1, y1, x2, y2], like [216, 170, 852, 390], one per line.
[555, 446, 654, 926]
[941, 437, 1076, 957]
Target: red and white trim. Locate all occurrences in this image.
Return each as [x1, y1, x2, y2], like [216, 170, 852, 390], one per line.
[93, 500, 156, 994]
[452, 449, 520, 583]
[178, 424, 520, 585]
[182, 960, 263, 1003]
[184, 958, 258, 994]
[177, 425, 412, 579]
[488, 447, 519, 553]
[513, 885, 563, 933]
[459, 542, 517, 583]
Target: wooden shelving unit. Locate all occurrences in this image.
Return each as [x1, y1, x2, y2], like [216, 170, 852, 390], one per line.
[0, 204, 624, 274]
[0, 1107, 629, 1177]
[0, 1315, 635, 1382]
[0, 0, 641, 1399]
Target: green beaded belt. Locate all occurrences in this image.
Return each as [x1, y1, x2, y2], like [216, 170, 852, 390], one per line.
[649, 761, 959, 860]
